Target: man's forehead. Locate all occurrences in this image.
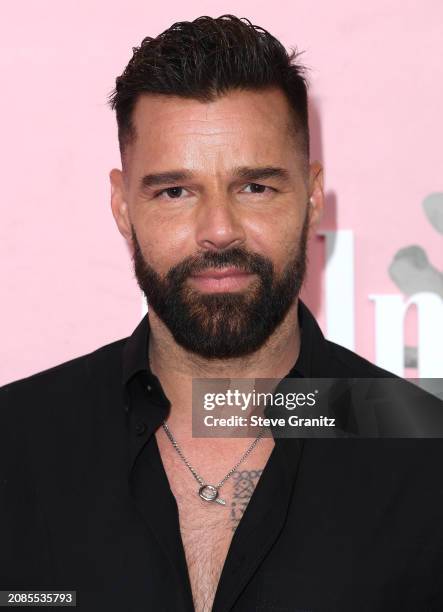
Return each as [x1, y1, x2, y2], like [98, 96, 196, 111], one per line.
[122, 91, 302, 184]
[131, 88, 294, 137]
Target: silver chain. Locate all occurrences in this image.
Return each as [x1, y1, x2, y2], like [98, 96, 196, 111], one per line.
[162, 421, 265, 491]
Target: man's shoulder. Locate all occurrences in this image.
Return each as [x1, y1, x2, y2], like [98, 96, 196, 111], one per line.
[324, 338, 396, 378]
[0, 336, 129, 405]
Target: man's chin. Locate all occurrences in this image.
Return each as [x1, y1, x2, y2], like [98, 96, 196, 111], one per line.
[157, 303, 275, 359]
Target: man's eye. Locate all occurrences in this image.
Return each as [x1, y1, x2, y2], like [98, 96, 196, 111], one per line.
[242, 183, 273, 194]
[155, 187, 186, 199]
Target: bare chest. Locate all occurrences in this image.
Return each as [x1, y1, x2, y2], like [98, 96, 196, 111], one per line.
[155, 429, 274, 612]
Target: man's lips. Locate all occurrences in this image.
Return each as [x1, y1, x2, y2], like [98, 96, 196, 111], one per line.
[188, 267, 256, 292]
[191, 267, 250, 279]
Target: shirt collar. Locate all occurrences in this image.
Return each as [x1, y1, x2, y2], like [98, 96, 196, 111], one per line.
[121, 298, 329, 395]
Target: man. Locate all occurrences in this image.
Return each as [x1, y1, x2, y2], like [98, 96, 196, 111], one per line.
[1, 14, 443, 612]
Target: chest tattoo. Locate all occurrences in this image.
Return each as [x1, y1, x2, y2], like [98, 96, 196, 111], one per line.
[230, 468, 263, 531]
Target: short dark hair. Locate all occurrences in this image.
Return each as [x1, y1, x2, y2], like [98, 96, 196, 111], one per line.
[108, 14, 309, 163]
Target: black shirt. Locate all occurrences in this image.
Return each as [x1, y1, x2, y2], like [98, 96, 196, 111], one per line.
[1, 300, 443, 611]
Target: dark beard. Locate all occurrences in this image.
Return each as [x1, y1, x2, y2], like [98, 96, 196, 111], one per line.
[132, 214, 309, 358]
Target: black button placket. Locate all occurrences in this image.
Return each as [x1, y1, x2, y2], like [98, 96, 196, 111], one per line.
[126, 371, 195, 612]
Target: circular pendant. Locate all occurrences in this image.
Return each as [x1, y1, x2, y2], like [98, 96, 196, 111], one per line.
[198, 484, 219, 502]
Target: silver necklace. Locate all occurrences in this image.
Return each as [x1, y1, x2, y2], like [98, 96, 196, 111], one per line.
[162, 421, 265, 506]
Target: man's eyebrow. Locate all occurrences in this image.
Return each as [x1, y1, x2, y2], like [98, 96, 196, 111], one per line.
[139, 166, 291, 190]
[140, 171, 193, 189]
[232, 166, 291, 183]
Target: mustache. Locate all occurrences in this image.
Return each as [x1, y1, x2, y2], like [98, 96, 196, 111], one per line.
[165, 247, 274, 282]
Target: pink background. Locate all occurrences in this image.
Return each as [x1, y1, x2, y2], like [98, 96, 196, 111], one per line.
[1, 0, 442, 385]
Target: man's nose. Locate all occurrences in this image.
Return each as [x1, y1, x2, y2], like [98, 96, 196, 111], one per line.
[194, 194, 247, 251]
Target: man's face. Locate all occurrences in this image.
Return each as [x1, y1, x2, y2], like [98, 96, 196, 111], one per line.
[110, 88, 323, 358]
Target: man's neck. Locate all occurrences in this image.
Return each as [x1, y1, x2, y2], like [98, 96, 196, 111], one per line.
[147, 300, 301, 415]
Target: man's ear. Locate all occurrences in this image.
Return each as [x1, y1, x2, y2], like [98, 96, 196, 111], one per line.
[110, 168, 132, 243]
[307, 161, 324, 229]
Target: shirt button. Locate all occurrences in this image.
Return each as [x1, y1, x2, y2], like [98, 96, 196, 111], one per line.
[135, 422, 147, 435]
[146, 384, 152, 392]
